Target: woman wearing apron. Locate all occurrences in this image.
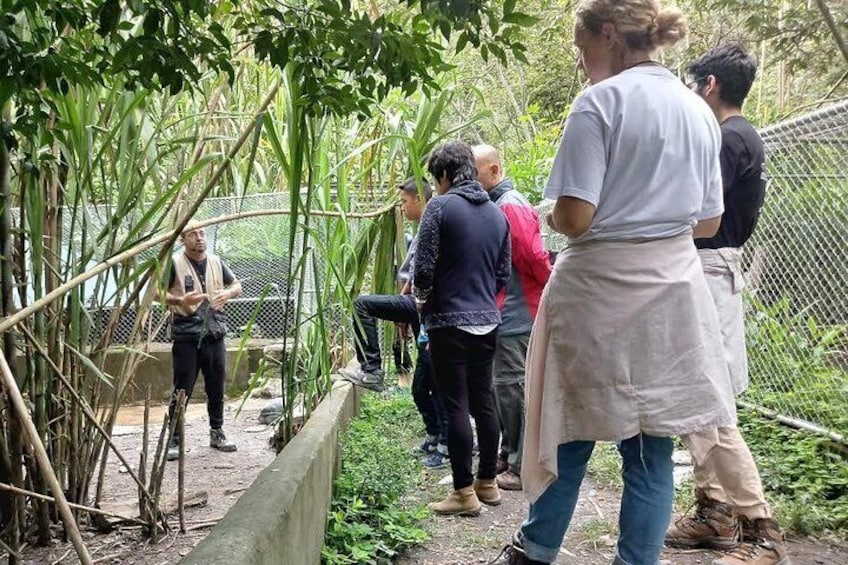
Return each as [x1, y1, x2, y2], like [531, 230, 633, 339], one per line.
[496, 1, 735, 564]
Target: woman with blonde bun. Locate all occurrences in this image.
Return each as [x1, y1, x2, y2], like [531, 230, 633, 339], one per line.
[492, 1, 733, 564]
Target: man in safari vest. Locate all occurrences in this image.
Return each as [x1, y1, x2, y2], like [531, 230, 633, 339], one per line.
[163, 222, 242, 461]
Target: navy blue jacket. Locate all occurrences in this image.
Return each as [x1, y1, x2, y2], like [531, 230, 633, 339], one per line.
[412, 180, 511, 329]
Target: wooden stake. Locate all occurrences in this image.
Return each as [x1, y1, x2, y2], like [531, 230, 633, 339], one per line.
[0, 353, 92, 564]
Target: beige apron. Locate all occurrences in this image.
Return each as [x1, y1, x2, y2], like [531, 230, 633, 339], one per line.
[698, 247, 748, 395]
[522, 233, 736, 503]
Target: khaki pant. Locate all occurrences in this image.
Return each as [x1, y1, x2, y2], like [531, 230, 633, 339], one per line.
[683, 427, 770, 520]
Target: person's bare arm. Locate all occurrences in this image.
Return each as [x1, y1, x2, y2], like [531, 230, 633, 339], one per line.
[693, 216, 722, 239]
[547, 196, 597, 238]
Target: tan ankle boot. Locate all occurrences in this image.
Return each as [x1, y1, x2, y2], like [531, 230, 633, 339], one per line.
[666, 493, 740, 550]
[714, 518, 790, 565]
[473, 478, 502, 506]
[427, 486, 482, 516]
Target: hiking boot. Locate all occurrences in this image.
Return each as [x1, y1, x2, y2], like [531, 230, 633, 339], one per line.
[665, 493, 739, 550]
[339, 367, 385, 392]
[421, 450, 449, 469]
[496, 457, 509, 475]
[427, 486, 482, 516]
[714, 518, 790, 565]
[489, 535, 549, 564]
[473, 478, 502, 506]
[210, 428, 237, 452]
[166, 438, 180, 462]
[497, 470, 523, 491]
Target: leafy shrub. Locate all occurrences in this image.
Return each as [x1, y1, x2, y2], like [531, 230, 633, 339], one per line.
[322, 395, 428, 564]
[745, 295, 848, 434]
[740, 409, 848, 534]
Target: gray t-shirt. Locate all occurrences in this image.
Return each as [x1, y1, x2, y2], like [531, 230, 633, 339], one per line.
[397, 234, 418, 287]
[545, 65, 724, 243]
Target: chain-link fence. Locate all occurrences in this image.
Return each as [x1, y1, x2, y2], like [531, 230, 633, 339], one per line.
[742, 100, 848, 442]
[537, 100, 848, 442]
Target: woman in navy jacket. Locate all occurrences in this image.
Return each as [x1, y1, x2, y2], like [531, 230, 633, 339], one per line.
[413, 141, 511, 516]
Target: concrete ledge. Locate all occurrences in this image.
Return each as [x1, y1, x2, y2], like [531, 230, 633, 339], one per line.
[181, 378, 360, 565]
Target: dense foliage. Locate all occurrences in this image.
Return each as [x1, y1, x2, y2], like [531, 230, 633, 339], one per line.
[740, 409, 848, 533]
[322, 394, 428, 564]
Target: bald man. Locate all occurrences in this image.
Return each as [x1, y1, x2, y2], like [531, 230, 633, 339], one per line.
[473, 144, 552, 491]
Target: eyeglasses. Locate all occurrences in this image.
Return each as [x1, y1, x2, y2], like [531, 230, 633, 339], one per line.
[684, 75, 708, 90]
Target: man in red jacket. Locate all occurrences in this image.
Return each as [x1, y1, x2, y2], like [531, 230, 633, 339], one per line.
[473, 144, 552, 491]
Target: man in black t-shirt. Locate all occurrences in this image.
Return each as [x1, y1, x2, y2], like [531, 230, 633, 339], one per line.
[162, 223, 242, 461]
[665, 45, 788, 565]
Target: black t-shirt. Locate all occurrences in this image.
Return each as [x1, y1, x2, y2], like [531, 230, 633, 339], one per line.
[696, 115, 766, 250]
[168, 256, 235, 293]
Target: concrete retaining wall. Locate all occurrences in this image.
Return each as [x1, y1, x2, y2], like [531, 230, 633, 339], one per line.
[181, 378, 360, 565]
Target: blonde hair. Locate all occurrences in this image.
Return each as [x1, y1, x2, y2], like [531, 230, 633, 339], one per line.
[576, 0, 687, 51]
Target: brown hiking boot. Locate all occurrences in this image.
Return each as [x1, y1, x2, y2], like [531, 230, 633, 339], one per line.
[497, 470, 523, 491]
[714, 518, 790, 565]
[473, 478, 502, 506]
[496, 456, 509, 475]
[428, 486, 482, 516]
[665, 494, 739, 550]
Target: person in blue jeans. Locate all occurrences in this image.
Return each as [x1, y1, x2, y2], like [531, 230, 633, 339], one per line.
[340, 177, 449, 468]
[493, 0, 734, 563]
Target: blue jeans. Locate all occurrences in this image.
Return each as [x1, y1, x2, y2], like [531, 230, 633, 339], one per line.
[519, 434, 674, 565]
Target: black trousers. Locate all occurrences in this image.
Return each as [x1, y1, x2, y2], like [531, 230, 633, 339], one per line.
[169, 337, 227, 431]
[411, 343, 448, 444]
[428, 326, 499, 491]
[352, 294, 419, 374]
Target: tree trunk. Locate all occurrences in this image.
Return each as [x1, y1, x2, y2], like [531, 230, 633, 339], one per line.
[813, 0, 848, 64]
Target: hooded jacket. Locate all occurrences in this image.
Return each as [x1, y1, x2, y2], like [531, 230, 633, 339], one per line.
[412, 179, 511, 330]
[489, 179, 552, 336]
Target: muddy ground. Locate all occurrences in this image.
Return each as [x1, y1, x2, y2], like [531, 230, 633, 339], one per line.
[398, 455, 848, 565]
[16, 398, 277, 565]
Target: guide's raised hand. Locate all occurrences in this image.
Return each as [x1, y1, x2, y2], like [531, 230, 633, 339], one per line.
[182, 290, 208, 307]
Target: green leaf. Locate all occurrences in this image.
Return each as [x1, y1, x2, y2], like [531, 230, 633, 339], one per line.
[502, 12, 539, 26]
[455, 32, 468, 54]
[97, 0, 121, 36]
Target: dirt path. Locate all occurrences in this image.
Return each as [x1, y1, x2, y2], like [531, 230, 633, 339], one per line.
[399, 464, 848, 565]
[19, 397, 277, 564]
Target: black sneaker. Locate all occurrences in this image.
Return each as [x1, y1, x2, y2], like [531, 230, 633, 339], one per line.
[489, 534, 549, 565]
[210, 428, 237, 452]
[421, 450, 449, 469]
[338, 367, 385, 392]
[413, 437, 437, 455]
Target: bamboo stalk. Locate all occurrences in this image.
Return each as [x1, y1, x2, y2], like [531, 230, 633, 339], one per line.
[147, 414, 171, 541]
[139, 385, 150, 519]
[17, 325, 157, 508]
[0, 353, 92, 564]
[0, 108, 22, 560]
[176, 390, 186, 534]
[0, 482, 147, 525]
